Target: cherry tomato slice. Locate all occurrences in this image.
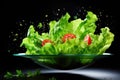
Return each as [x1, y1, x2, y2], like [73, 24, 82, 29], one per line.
[42, 39, 52, 46]
[62, 33, 76, 42]
[84, 35, 92, 45]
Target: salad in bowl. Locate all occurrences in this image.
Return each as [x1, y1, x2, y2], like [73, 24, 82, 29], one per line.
[14, 11, 114, 69]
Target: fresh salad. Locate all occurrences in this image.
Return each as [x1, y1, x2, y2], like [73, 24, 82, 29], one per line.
[20, 11, 114, 64]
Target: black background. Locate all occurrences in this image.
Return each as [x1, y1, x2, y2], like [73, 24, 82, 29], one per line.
[1, 0, 120, 79]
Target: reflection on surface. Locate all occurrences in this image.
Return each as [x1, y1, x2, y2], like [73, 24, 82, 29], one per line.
[41, 68, 120, 80]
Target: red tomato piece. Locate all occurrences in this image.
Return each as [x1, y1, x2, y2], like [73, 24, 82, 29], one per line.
[42, 39, 52, 46]
[84, 35, 92, 45]
[62, 33, 76, 42]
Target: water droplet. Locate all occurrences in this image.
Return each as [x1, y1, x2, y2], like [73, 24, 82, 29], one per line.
[45, 14, 48, 17]
[78, 9, 81, 12]
[63, 8, 65, 10]
[58, 9, 60, 11]
[20, 23, 23, 26]
[46, 23, 49, 25]
[13, 38, 17, 41]
[11, 32, 13, 34]
[56, 13, 59, 16]
[25, 23, 27, 25]
[9, 35, 11, 38]
[18, 29, 21, 31]
[74, 16, 77, 19]
[106, 15, 109, 18]
[20, 37, 23, 40]
[84, 9, 87, 12]
[46, 19, 48, 21]
[81, 6, 84, 9]
[8, 50, 10, 53]
[15, 33, 18, 36]
[22, 20, 25, 22]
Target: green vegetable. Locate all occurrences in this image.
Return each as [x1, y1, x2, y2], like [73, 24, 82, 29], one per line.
[4, 69, 41, 79]
[4, 72, 13, 79]
[4, 69, 57, 80]
[49, 77, 57, 80]
[37, 22, 42, 29]
[20, 11, 114, 64]
[4, 70, 25, 79]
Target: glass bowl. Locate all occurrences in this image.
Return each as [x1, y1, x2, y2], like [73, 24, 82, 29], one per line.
[13, 53, 111, 70]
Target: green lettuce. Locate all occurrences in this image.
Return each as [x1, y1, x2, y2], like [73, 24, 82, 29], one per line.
[20, 11, 114, 64]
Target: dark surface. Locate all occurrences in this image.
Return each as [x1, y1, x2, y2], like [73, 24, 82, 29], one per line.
[39, 73, 97, 80]
[2, 0, 120, 80]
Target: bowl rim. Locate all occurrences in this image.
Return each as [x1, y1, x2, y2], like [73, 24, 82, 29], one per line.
[13, 53, 112, 57]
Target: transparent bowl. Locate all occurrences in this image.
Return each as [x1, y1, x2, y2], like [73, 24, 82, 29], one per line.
[13, 53, 111, 70]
